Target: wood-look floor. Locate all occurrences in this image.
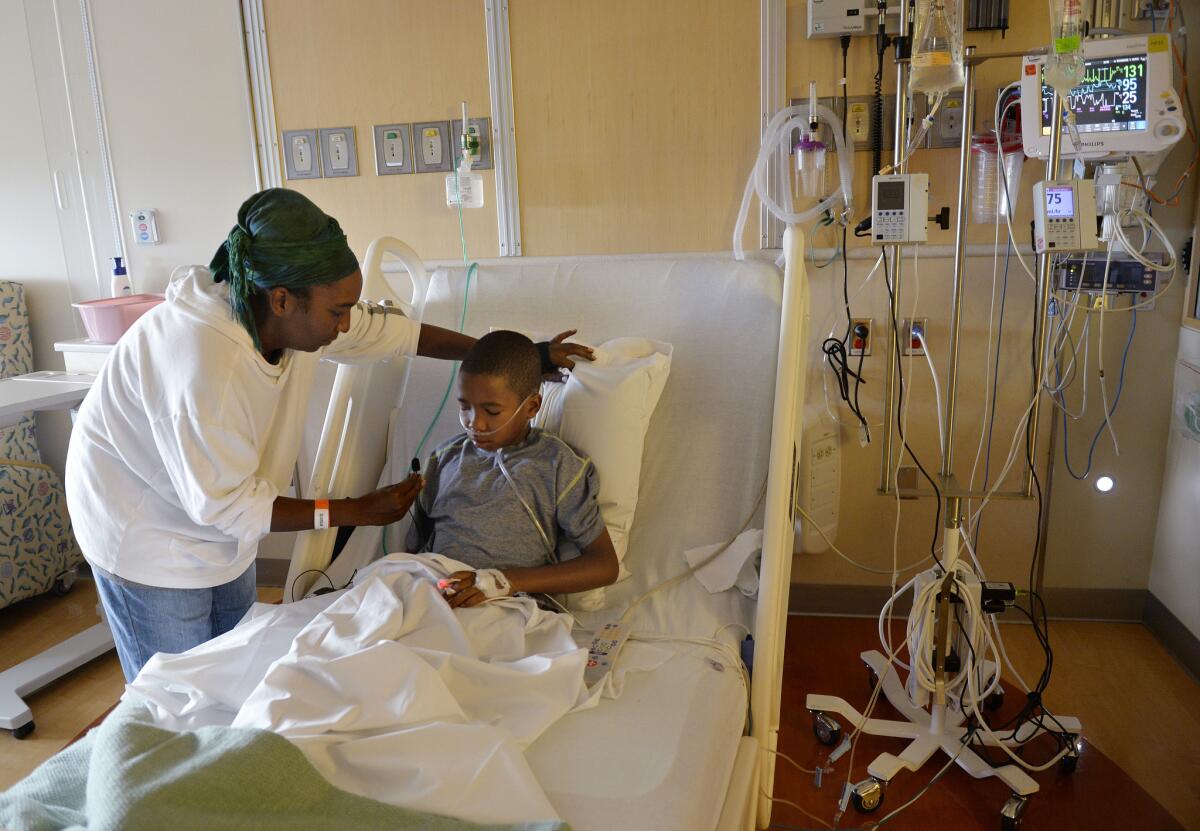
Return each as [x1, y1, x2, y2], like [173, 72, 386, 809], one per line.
[776, 615, 1200, 830]
[1, 584, 1197, 829]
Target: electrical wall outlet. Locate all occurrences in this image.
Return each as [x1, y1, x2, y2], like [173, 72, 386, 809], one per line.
[849, 318, 872, 357]
[920, 93, 973, 149]
[902, 317, 928, 356]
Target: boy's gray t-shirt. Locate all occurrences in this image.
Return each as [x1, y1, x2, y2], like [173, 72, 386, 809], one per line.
[405, 428, 607, 571]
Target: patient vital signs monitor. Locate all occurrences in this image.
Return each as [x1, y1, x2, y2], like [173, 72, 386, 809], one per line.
[1021, 34, 1185, 160]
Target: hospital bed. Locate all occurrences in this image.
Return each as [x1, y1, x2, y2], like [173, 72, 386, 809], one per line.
[279, 230, 809, 830]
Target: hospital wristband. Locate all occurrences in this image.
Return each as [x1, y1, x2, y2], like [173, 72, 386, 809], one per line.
[314, 499, 331, 530]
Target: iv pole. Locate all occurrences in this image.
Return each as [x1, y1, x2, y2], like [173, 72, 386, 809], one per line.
[809, 36, 1083, 828]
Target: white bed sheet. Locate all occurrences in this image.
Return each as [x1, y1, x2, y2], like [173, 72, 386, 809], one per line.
[126, 555, 593, 825]
[527, 640, 748, 831]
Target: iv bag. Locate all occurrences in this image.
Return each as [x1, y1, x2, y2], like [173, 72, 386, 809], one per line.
[909, 0, 964, 95]
[1045, 0, 1085, 96]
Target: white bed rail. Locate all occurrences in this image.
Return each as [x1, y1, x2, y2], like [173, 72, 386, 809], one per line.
[283, 238, 431, 598]
[752, 227, 809, 827]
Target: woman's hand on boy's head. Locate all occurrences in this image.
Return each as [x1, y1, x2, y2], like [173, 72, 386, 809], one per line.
[545, 329, 594, 380]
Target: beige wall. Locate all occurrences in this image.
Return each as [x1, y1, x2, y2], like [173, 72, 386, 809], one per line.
[508, 0, 760, 256]
[263, 0, 498, 262]
[260, 0, 1195, 593]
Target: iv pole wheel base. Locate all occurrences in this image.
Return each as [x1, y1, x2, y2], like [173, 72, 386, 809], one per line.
[1060, 735, 1081, 775]
[1000, 794, 1028, 830]
[851, 777, 885, 813]
[12, 721, 35, 740]
[811, 711, 842, 746]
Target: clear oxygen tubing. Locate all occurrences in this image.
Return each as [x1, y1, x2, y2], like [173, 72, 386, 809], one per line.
[494, 450, 555, 556]
[458, 393, 537, 438]
[458, 396, 557, 556]
[733, 103, 854, 260]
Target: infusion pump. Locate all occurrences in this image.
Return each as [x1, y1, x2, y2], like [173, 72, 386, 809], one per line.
[1033, 179, 1099, 254]
[1020, 34, 1185, 160]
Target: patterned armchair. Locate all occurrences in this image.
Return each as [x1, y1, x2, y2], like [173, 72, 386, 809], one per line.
[0, 282, 83, 609]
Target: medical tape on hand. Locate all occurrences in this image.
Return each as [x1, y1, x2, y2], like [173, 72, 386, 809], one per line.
[474, 568, 512, 599]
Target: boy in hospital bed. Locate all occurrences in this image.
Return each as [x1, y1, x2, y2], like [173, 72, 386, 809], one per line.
[406, 330, 619, 608]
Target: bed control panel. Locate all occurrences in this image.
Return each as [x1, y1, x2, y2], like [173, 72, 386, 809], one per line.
[584, 622, 631, 687]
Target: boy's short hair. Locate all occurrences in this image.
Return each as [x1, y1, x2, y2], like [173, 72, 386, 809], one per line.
[460, 330, 542, 398]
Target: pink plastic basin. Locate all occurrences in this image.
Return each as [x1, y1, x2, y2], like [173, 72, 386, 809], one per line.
[73, 293, 164, 343]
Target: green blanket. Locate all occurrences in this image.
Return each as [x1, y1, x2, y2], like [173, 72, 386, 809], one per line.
[0, 700, 568, 831]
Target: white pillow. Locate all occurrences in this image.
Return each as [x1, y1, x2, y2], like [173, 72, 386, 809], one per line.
[530, 336, 672, 610]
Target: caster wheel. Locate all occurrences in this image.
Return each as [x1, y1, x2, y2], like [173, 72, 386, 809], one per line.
[851, 778, 884, 813]
[1060, 735, 1081, 774]
[812, 712, 842, 747]
[1000, 794, 1027, 830]
[12, 721, 35, 740]
[51, 570, 77, 597]
[985, 687, 1005, 712]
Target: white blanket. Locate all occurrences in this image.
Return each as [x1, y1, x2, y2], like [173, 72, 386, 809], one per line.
[125, 555, 592, 825]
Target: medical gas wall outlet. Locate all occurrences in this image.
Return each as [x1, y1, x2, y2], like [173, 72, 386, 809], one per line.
[129, 209, 158, 246]
[817, 95, 898, 152]
[319, 127, 358, 177]
[1033, 179, 1098, 253]
[373, 124, 413, 175]
[281, 129, 321, 180]
[849, 318, 872, 357]
[451, 118, 493, 170]
[413, 122, 452, 173]
[871, 173, 929, 244]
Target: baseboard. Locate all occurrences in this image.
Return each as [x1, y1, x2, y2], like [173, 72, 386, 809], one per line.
[789, 583, 1147, 622]
[255, 557, 289, 587]
[1144, 593, 1200, 683]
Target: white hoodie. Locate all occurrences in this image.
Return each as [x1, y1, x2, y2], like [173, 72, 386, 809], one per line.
[65, 266, 420, 589]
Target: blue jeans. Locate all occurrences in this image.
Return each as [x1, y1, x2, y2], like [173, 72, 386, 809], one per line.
[92, 562, 257, 682]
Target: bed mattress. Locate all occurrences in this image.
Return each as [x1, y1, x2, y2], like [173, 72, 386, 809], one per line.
[527, 640, 748, 831]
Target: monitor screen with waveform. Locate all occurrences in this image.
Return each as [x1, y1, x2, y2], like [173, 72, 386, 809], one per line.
[1040, 54, 1148, 136]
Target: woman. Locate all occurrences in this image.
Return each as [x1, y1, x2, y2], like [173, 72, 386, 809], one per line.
[65, 189, 590, 681]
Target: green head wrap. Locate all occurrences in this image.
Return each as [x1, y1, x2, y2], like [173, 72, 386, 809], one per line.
[209, 188, 359, 350]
